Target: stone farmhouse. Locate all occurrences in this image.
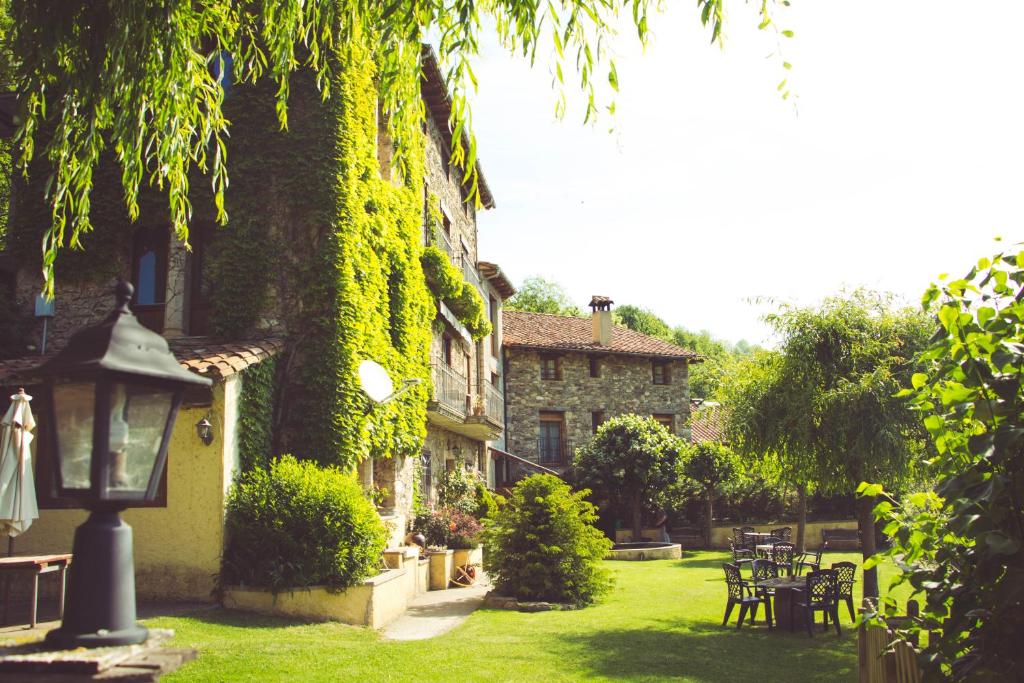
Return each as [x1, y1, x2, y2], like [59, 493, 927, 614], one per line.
[497, 297, 702, 483]
[0, 44, 511, 603]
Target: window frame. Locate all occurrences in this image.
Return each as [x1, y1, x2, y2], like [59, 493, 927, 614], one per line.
[540, 354, 562, 381]
[652, 360, 672, 385]
[592, 410, 605, 434]
[589, 356, 602, 378]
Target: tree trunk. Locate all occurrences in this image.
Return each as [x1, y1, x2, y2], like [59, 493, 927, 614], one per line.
[796, 483, 807, 553]
[857, 494, 879, 598]
[631, 491, 644, 542]
[704, 493, 714, 548]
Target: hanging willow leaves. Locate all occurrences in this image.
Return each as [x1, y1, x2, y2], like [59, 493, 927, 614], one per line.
[6, 0, 790, 296]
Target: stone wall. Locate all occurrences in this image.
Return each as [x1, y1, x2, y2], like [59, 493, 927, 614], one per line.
[423, 114, 477, 263]
[504, 349, 692, 464]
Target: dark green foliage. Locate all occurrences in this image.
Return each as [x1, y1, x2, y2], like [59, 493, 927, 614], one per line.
[864, 249, 1024, 680]
[614, 305, 673, 341]
[573, 414, 684, 541]
[682, 441, 740, 541]
[222, 456, 388, 592]
[237, 357, 278, 473]
[473, 480, 503, 520]
[483, 474, 612, 606]
[505, 276, 583, 317]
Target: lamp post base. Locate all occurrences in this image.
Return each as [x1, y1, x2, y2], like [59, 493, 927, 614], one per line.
[44, 509, 148, 649]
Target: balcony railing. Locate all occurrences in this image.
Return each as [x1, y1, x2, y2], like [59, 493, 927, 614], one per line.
[482, 381, 503, 424]
[459, 255, 483, 295]
[537, 438, 574, 466]
[491, 447, 562, 491]
[430, 362, 468, 416]
[435, 228, 454, 260]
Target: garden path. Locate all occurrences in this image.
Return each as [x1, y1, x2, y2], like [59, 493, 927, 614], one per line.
[382, 578, 491, 641]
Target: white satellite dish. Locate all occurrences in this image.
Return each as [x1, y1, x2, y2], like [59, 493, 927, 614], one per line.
[359, 360, 394, 404]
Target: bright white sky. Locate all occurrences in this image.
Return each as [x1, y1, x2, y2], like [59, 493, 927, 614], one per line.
[469, 2, 1024, 346]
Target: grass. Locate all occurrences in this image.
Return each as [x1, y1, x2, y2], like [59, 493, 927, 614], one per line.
[153, 551, 912, 682]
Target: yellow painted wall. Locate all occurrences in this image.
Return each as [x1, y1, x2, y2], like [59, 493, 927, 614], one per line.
[17, 377, 241, 602]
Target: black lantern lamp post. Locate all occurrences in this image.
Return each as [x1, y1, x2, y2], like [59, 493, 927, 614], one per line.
[40, 281, 211, 648]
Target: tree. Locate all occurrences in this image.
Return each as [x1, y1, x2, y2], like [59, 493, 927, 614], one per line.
[681, 441, 739, 544]
[482, 474, 612, 606]
[614, 305, 673, 341]
[720, 290, 933, 597]
[3, 0, 787, 296]
[505, 276, 583, 317]
[573, 414, 683, 542]
[863, 249, 1024, 679]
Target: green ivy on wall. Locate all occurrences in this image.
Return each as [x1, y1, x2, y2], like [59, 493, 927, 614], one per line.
[420, 199, 492, 341]
[210, 31, 433, 470]
[237, 356, 278, 473]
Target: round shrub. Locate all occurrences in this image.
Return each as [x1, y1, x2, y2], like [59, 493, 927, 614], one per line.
[222, 455, 388, 592]
[483, 474, 613, 606]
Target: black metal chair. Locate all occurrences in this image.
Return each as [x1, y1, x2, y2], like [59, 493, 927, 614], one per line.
[729, 538, 754, 572]
[831, 561, 857, 623]
[739, 525, 756, 552]
[722, 563, 770, 629]
[795, 545, 825, 576]
[793, 569, 841, 637]
[770, 526, 792, 543]
[771, 542, 796, 576]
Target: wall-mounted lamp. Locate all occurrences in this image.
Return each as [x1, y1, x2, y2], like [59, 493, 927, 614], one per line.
[196, 416, 214, 446]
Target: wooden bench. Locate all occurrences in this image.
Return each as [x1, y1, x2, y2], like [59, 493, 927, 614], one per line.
[822, 528, 861, 550]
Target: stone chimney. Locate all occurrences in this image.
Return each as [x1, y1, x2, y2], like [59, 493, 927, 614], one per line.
[589, 295, 614, 346]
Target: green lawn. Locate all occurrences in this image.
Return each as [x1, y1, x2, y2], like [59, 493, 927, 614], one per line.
[154, 551, 911, 682]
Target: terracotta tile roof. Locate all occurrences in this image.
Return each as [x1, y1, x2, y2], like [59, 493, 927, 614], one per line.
[502, 311, 701, 361]
[689, 402, 725, 443]
[0, 336, 285, 386]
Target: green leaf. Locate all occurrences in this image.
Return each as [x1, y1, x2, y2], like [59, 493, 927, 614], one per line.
[911, 373, 929, 389]
[781, 29, 795, 38]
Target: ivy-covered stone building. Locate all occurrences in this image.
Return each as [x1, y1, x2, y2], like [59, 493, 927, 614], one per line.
[0, 42, 510, 601]
[499, 298, 701, 482]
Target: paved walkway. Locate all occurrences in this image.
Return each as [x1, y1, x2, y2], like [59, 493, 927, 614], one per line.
[382, 579, 491, 641]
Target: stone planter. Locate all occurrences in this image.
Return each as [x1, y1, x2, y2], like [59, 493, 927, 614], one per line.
[427, 550, 453, 590]
[223, 568, 412, 629]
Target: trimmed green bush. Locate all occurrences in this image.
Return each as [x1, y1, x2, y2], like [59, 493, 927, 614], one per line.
[222, 456, 388, 593]
[483, 474, 612, 606]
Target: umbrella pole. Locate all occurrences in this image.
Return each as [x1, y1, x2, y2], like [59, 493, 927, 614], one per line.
[6, 536, 11, 557]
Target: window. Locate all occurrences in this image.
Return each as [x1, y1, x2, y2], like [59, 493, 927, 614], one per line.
[540, 354, 561, 380]
[589, 356, 602, 378]
[420, 450, 433, 502]
[592, 410, 605, 434]
[653, 413, 675, 433]
[441, 202, 452, 237]
[131, 226, 169, 333]
[539, 411, 565, 464]
[489, 295, 499, 356]
[443, 335, 453, 366]
[652, 361, 672, 385]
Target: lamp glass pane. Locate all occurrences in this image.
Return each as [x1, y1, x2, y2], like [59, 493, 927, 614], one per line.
[52, 382, 96, 490]
[106, 382, 173, 497]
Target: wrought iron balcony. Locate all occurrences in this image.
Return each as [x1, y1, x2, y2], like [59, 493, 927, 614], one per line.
[429, 361, 468, 418]
[537, 438, 574, 467]
[482, 380, 503, 425]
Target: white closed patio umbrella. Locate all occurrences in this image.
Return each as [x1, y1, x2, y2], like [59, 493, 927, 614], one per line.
[0, 388, 39, 554]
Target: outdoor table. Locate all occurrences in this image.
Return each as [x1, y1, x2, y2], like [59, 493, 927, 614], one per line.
[755, 543, 776, 557]
[0, 554, 72, 628]
[758, 577, 806, 632]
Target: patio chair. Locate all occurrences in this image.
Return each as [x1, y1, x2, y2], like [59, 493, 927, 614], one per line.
[831, 561, 857, 623]
[795, 545, 824, 576]
[771, 542, 796, 576]
[749, 559, 780, 604]
[739, 525, 757, 552]
[729, 538, 754, 571]
[770, 526, 792, 543]
[793, 570, 841, 637]
[722, 563, 770, 629]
